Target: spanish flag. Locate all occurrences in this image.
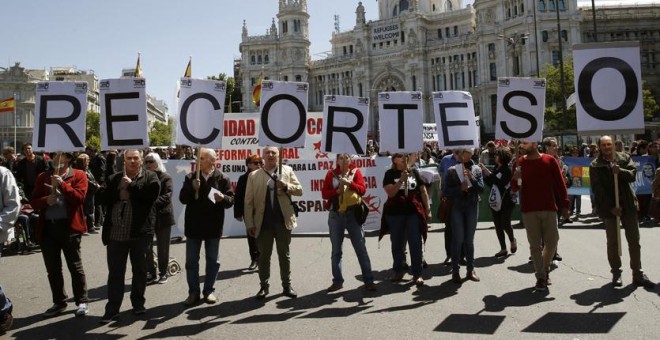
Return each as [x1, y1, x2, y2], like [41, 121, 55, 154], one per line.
[0, 97, 14, 113]
[184, 58, 192, 78]
[252, 72, 263, 107]
[134, 53, 143, 78]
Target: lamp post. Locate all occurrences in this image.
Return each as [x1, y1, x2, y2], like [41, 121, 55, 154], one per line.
[591, 0, 598, 42]
[555, 0, 567, 135]
[532, 0, 541, 77]
[498, 33, 529, 76]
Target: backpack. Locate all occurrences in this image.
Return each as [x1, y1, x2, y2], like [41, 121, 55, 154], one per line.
[488, 181, 510, 212]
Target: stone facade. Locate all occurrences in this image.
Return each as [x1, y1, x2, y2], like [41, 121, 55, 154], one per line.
[238, 0, 659, 141]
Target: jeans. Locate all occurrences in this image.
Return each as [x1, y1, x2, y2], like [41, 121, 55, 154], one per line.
[257, 221, 292, 288]
[41, 220, 88, 305]
[451, 202, 479, 272]
[0, 285, 11, 316]
[328, 210, 374, 284]
[105, 237, 149, 314]
[385, 214, 423, 276]
[185, 237, 221, 296]
[522, 211, 559, 280]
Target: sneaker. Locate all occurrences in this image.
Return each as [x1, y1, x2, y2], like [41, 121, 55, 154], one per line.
[99, 312, 118, 324]
[75, 303, 89, 317]
[157, 275, 168, 284]
[534, 278, 547, 291]
[133, 306, 146, 315]
[183, 294, 200, 306]
[327, 283, 343, 292]
[633, 274, 655, 289]
[612, 272, 623, 287]
[412, 276, 424, 286]
[364, 282, 377, 291]
[43, 303, 67, 317]
[88, 229, 99, 234]
[203, 293, 217, 304]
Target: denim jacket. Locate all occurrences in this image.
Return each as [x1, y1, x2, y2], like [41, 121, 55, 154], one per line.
[442, 161, 484, 208]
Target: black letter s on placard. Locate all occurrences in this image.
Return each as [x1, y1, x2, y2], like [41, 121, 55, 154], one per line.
[500, 91, 538, 138]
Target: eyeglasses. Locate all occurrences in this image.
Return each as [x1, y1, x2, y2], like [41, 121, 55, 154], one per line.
[145, 160, 155, 164]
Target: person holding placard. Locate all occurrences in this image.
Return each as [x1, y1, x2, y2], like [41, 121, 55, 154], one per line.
[234, 155, 264, 271]
[321, 153, 376, 292]
[437, 150, 464, 266]
[380, 153, 431, 286]
[480, 147, 517, 258]
[443, 149, 484, 283]
[30, 152, 90, 317]
[244, 146, 303, 300]
[179, 148, 234, 306]
[589, 136, 655, 289]
[99, 150, 160, 323]
[511, 141, 569, 292]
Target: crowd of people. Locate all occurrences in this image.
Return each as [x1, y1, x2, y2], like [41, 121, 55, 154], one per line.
[0, 135, 658, 332]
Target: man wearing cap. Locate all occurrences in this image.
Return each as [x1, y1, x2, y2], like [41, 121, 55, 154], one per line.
[30, 152, 90, 317]
[511, 140, 569, 292]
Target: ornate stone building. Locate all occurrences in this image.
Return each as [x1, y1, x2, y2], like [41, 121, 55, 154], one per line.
[238, 0, 658, 141]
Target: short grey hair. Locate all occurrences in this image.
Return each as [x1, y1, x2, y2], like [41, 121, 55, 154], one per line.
[200, 148, 217, 160]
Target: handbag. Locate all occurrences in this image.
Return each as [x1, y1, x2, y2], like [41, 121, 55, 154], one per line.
[354, 200, 369, 225]
[650, 197, 660, 220]
[437, 199, 452, 223]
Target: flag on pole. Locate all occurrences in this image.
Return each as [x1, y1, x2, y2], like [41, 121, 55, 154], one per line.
[0, 97, 15, 113]
[134, 53, 143, 78]
[252, 71, 263, 107]
[184, 57, 192, 78]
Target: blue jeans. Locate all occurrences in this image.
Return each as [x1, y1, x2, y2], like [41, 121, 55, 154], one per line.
[328, 210, 374, 284]
[0, 285, 11, 316]
[186, 237, 220, 296]
[451, 202, 479, 272]
[385, 214, 423, 276]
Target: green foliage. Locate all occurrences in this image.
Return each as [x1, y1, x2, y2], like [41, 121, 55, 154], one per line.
[149, 118, 173, 146]
[208, 73, 242, 112]
[85, 111, 100, 150]
[541, 59, 576, 132]
[642, 81, 659, 121]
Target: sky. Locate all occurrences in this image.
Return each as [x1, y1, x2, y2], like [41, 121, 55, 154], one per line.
[3, 0, 651, 115]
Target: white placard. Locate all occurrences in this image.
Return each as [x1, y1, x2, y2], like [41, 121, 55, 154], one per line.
[99, 78, 149, 150]
[321, 95, 369, 155]
[175, 78, 226, 149]
[33, 82, 87, 152]
[423, 123, 438, 143]
[432, 91, 479, 149]
[378, 92, 424, 153]
[573, 42, 644, 135]
[259, 80, 308, 148]
[495, 77, 546, 142]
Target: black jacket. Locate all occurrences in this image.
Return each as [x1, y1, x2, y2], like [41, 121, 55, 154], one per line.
[153, 170, 175, 229]
[100, 169, 160, 245]
[179, 169, 234, 239]
[233, 170, 252, 219]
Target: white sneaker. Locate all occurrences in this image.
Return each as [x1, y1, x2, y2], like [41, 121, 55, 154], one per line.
[75, 303, 89, 317]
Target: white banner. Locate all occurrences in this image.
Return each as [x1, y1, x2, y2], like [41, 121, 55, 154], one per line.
[175, 78, 226, 149]
[164, 112, 390, 237]
[573, 42, 644, 135]
[259, 80, 308, 148]
[32, 82, 88, 152]
[99, 78, 149, 150]
[495, 77, 546, 142]
[378, 92, 424, 153]
[432, 91, 479, 149]
[322, 95, 369, 155]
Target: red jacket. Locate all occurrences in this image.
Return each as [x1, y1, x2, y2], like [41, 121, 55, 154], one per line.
[31, 168, 88, 242]
[321, 163, 366, 210]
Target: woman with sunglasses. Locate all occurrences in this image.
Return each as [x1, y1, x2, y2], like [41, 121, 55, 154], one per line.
[144, 153, 175, 284]
[234, 155, 263, 270]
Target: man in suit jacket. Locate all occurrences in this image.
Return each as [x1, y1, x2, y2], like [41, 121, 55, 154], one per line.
[244, 146, 303, 300]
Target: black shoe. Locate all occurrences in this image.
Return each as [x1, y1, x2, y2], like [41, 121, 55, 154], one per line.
[283, 286, 298, 298]
[43, 303, 67, 318]
[633, 274, 655, 289]
[422, 259, 428, 268]
[100, 312, 118, 324]
[459, 258, 467, 266]
[133, 306, 146, 315]
[248, 260, 258, 270]
[256, 286, 269, 300]
[553, 253, 563, 262]
[612, 272, 623, 287]
[0, 313, 13, 334]
[442, 257, 451, 266]
[452, 272, 462, 284]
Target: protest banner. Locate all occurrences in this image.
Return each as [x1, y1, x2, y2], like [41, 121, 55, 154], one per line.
[32, 81, 87, 152]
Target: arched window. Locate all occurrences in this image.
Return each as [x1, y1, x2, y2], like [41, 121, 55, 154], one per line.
[542, 30, 549, 42]
[393, 5, 398, 16]
[538, 0, 546, 11]
[433, 4, 436, 11]
[446, 0, 453, 11]
[399, 0, 409, 12]
[250, 55, 255, 65]
[265, 54, 269, 64]
[520, 2, 524, 13]
[257, 55, 262, 64]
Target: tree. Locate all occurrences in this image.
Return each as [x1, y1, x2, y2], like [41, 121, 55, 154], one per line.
[541, 59, 576, 133]
[642, 81, 659, 121]
[149, 118, 174, 146]
[85, 111, 100, 150]
[208, 73, 242, 112]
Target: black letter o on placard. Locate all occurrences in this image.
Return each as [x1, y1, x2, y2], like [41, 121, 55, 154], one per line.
[578, 57, 638, 121]
[261, 94, 306, 144]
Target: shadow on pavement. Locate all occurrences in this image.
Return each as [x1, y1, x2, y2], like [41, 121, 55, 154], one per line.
[188, 296, 264, 319]
[434, 314, 506, 334]
[275, 288, 341, 310]
[481, 287, 555, 312]
[569, 283, 635, 312]
[137, 320, 228, 339]
[11, 311, 109, 339]
[522, 312, 625, 333]
[506, 262, 535, 274]
[231, 311, 304, 324]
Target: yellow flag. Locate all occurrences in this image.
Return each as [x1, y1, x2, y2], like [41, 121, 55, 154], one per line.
[134, 53, 143, 78]
[251, 72, 263, 107]
[184, 59, 192, 78]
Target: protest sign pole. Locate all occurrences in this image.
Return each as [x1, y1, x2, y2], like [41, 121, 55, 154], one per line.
[195, 145, 201, 199]
[613, 171, 622, 256]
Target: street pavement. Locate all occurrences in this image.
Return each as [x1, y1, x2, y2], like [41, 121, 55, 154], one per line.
[1, 198, 660, 339]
